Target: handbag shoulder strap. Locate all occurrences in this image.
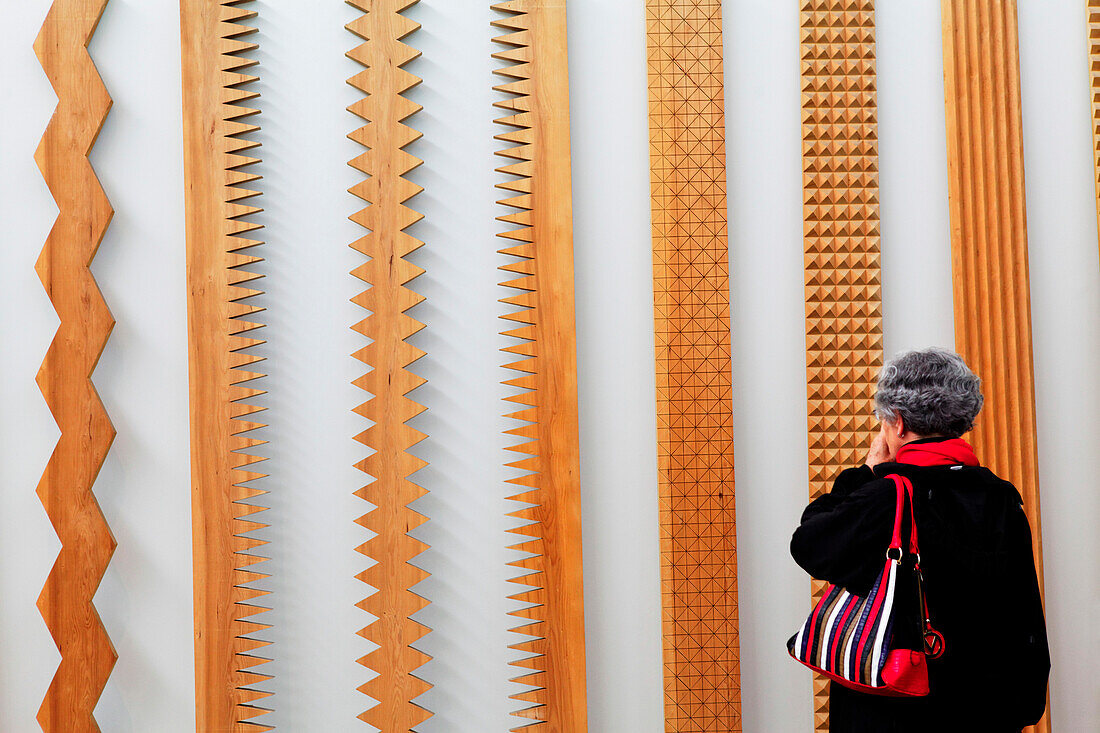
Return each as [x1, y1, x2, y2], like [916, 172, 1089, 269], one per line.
[886, 474, 946, 658]
[884, 473, 919, 559]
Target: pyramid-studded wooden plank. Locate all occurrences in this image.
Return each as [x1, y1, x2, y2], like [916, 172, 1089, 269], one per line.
[180, 1, 273, 728]
[34, 2, 117, 730]
[941, 2, 1048, 730]
[646, 2, 741, 731]
[492, 2, 589, 730]
[346, 1, 434, 729]
[800, 2, 883, 730]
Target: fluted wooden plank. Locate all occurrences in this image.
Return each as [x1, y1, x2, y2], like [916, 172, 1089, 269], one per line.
[800, 3, 883, 731]
[33, 1, 117, 730]
[646, 1, 741, 730]
[493, 1, 589, 730]
[346, 1, 433, 729]
[941, 2, 1049, 730]
[180, 1, 272, 729]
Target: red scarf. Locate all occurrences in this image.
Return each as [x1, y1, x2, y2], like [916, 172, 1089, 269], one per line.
[895, 437, 979, 467]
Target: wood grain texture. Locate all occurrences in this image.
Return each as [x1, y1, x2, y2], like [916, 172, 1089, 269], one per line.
[493, 1, 588, 730]
[346, 1, 432, 729]
[800, 3, 883, 730]
[941, 2, 1049, 730]
[180, 1, 272, 729]
[645, 2, 741, 730]
[33, 1, 117, 730]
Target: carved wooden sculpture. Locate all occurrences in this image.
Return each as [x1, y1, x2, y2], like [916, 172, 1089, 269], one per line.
[800, 3, 883, 731]
[492, 1, 589, 729]
[180, 1, 271, 728]
[940, 2, 1048, 730]
[645, 2, 741, 730]
[346, 1, 433, 729]
[1090, 1, 1100, 259]
[34, 2, 117, 730]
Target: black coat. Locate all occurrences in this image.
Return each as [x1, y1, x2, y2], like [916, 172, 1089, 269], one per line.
[790, 443, 1050, 733]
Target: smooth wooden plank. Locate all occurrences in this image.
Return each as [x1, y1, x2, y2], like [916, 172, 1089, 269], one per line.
[941, 2, 1049, 730]
[33, 1, 117, 730]
[645, 2, 742, 730]
[346, 1, 433, 729]
[180, 1, 272, 729]
[799, 2, 883, 730]
[493, 1, 589, 730]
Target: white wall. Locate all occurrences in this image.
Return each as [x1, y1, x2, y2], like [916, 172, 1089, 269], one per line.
[0, 0, 1095, 730]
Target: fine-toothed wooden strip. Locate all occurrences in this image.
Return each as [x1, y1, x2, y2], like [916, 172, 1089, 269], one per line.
[493, 1, 589, 730]
[941, 2, 1048, 730]
[33, 1, 117, 729]
[180, 1, 272, 728]
[800, 3, 883, 731]
[346, 1, 433, 729]
[645, 2, 741, 730]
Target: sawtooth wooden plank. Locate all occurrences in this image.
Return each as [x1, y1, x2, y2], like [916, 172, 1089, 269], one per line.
[493, 1, 590, 730]
[346, 1, 434, 729]
[180, 1, 272, 728]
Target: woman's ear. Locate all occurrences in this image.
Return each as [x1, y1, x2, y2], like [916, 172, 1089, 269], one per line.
[893, 415, 906, 439]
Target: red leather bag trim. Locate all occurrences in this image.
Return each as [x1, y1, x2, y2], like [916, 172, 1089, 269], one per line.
[785, 647, 924, 697]
[879, 648, 930, 696]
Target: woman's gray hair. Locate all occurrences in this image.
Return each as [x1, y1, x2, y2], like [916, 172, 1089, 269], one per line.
[873, 348, 983, 437]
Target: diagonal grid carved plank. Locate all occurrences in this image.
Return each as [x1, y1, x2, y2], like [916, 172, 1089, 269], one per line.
[646, 1, 741, 731]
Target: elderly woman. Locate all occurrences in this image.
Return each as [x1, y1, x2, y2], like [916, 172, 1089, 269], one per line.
[791, 348, 1050, 732]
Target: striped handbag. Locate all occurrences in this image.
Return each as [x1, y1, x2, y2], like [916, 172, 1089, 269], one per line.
[786, 473, 945, 697]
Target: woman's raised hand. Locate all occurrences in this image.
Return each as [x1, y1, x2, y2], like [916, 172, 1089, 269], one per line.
[865, 425, 894, 468]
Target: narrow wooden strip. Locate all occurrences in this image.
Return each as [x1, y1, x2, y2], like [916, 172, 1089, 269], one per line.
[1089, 2, 1100, 266]
[941, 2, 1049, 730]
[645, 2, 741, 730]
[493, 1, 589, 730]
[180, 1, 272, 729]
[346, 0, 434, 729]
[33, 2, 117, 730]
[799, 3, 883, 731]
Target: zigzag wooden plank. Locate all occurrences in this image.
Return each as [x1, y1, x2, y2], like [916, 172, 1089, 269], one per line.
[799, 3, 883, 731]
[180, 1, 272, 729]
[940, 2, 1048, 730]
[645, 2, 741, 730]
[492, 1, 589, 730]
[346, 1, 433, 729]
[33, 1, 117, 730]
